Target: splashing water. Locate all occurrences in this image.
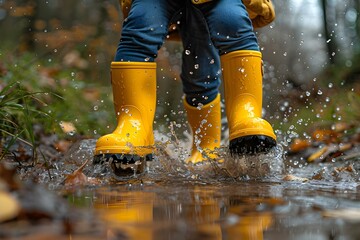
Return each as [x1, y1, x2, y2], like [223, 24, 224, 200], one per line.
[35, 129, 284, 188]
[18, 126, 359, 191]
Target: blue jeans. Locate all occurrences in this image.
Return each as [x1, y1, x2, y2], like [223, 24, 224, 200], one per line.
[115, 0, 259, 106]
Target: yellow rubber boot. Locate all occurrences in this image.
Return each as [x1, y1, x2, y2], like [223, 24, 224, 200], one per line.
[184, 94, 221, 164]
[94, 62, 156, 176]
[221, 50, 276, 155]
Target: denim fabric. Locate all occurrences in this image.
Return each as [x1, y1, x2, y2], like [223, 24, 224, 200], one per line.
[115, 0, 259, 106]
[179, 3, 221, 106]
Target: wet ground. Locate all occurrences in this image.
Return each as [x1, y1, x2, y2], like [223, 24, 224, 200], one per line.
[1, 139, 360, 240]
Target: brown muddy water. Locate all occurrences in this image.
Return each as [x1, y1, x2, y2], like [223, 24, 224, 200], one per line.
[1, 139, 360, 240]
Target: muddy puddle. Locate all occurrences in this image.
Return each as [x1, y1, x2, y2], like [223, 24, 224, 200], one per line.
[1, 138, 360, 240]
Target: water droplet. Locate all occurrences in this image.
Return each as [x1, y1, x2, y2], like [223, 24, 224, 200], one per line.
[185, 50, 191, 55]
[238, 68, 245, 73]
[68, 131, 75, 136]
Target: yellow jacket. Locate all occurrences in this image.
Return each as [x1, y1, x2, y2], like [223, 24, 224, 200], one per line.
[119, 0, 275, 28]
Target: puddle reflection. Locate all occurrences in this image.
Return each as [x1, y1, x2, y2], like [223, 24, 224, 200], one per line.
[88, 184, 281, 240]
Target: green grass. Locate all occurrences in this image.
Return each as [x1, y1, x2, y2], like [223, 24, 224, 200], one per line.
[0, 51, 114, 160]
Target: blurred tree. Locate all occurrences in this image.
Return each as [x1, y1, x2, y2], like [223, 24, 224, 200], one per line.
[320, 0, 338, 64]
[319, 0, 360, 64]
[356, 1, 360, 49]
[19, 0, 37, 52]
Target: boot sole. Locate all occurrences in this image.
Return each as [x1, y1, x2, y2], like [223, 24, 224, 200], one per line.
[93, 153, 153, 177]
[229, 135, 276, 156]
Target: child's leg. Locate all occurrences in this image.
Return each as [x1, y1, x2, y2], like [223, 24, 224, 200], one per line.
[180, 3, 221, 107]
[195, 0, 277, 155]
[195, 0, 259, 53]
[179, 4, 222, 163]
[94, 0, 184, 175]
[115, 0, 184, 62]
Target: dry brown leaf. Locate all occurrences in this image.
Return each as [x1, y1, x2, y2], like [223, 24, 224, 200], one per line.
[53, 140, 72, 153]
[333, 122, 351, 132]
[307, 146, 329, 162]
[282, 175, 309, 182]
[59, 121, 76, 134]
[0, 163, 21, 191]
[64, 159, 89, 186]
[0, 191, 20, 222]
[333, 165, 355, 174]
[323, 209, 360, 221]
[289, 138, 311, 153]
[312, 129, 338, 143]
[338, 143, 353, 152]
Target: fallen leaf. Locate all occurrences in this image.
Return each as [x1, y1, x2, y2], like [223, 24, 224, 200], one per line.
[59, 121, 76, 135]
[0, 191, 20, 222]
[338, 143, 352, 152]
[312, 129, 338, 143]
[307, 146, 329, 162]
[323, 208, 360, 221]
[283, 174, 309, 182]
[64, 159, 89, 186]
[312, 169, 325, 180]
[333, 122, 351, 132]
[312, 164, 358, 181]
[15, 144, 33, 163]
[289, 138, 311, 153]
[53, 140, 72, 153]
[0, 162, 21, 191]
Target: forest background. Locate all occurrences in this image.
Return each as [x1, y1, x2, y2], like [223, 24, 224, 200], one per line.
[0, 0, 359, 160]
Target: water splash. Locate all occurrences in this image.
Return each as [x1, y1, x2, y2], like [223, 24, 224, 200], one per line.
[78, 130, 284, 185]
[19, 129, 358, 190]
